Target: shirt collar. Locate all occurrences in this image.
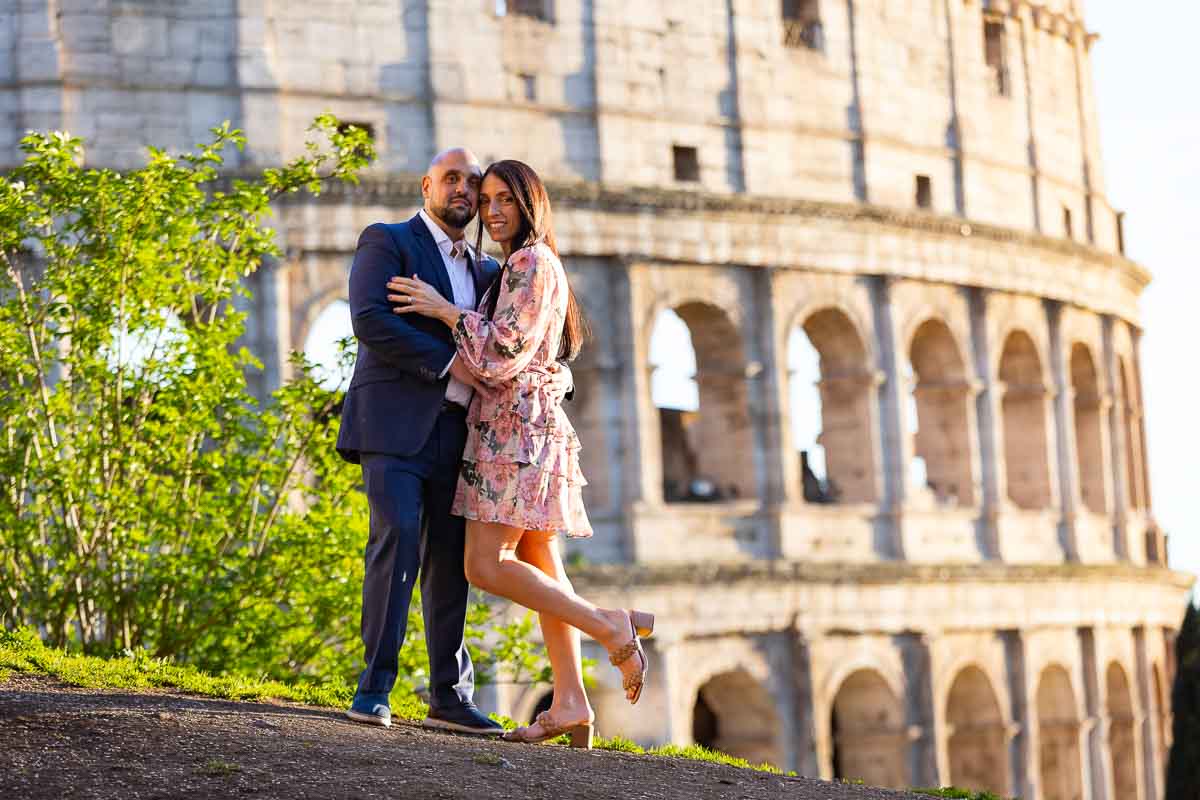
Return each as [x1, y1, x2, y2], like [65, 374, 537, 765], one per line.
[418, 209, 473, 259]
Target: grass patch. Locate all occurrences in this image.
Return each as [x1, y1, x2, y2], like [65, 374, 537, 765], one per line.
[198, 758, 242, 777]
[0, 628, 427, 720]
[646, 743, 793, 775]
[472, 752, 505, 766]
[914, 789, 1010, 800]
[595, 734, 645, 754]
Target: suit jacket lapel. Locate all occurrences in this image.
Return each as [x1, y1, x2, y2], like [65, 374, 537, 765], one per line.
[471, 253, 496, 302]
[407, 214, 455, 302]
[476, 258, 501, 313]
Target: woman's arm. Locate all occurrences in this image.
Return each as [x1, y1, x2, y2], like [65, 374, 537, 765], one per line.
[392, 248, 558, 386]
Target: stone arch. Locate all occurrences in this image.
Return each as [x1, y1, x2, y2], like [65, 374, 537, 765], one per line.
[293, 282, 348, 361]
[1036, 664, 1084, 800]
[909, 318, 976, 507]
[564, 335, 612, 513]
[1070, 343, 1108, 514]
[1117, 357, 1146, 510]
[1152, 662, 1169, 774]
[829, 669, 907, 789]
[789, 306, 878, 504]
[691, 668, 784, 768]
[997, 330, 1053, 509]
[945, 666, 1009, 796]
[1105, 662, 1138, 800]
[648, 301, 755, 503]
[302, 297, 355, 390]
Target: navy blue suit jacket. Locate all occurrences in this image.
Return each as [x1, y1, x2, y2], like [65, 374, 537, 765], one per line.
[336, 214, 499, 463]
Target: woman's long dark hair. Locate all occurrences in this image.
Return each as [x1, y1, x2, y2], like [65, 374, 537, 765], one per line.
[475, 159, 589, 362]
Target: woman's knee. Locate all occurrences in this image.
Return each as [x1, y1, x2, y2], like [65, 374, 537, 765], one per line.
[463, 547, 494, 589]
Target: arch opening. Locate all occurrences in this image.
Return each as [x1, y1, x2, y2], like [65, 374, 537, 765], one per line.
[302, 299, 355, 391]
[790, 308, 876, 505]
[1117, 358, 1146, 510]
[1105, 662, 1137, 800]
[1036, 665, 1083, 800]
[1152, 663, 1169, 776]
[945, 666, 1009, 796]
[908, 319, 975, 507]
[997, 331, 1052, 509]
[830, 669, 907, 789]
[564, 340, 611, 511]
[692, 668, 783, 768]
[650, 303, 755, 503]
[1070, 344, 1107, 514]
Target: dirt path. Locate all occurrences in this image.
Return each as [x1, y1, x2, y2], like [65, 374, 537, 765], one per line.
[1, 674, 930, 800]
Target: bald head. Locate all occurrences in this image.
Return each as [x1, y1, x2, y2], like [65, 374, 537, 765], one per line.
[427, 147, 480, 174]
[422, 147, 483, 235]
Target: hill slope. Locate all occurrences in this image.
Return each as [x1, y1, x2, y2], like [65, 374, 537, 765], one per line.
[1, 674, 939, 800]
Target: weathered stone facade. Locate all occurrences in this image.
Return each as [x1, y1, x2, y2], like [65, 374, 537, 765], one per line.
[4, 1, 1191, 797]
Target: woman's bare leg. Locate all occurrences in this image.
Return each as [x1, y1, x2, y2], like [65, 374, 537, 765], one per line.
[515, 531, 590, 725]
[464, 520, 643, 694]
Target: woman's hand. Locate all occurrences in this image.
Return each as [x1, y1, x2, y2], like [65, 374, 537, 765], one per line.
[387, 274, 459, 326]
[545, 362, 574, 404]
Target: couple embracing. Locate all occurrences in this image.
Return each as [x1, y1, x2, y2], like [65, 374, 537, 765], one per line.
[335, 148, 653, 748]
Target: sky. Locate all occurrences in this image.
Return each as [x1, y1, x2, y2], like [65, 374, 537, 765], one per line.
[306, 1, 1197, 580]
[1087, 1, 1200, 581]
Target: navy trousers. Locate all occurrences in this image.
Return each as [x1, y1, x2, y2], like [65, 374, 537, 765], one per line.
[356, 409, 474, 710]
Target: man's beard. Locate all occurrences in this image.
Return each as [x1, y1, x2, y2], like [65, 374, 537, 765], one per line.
[433, 199, 474, 228]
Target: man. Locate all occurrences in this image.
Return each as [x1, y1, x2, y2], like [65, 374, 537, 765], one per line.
[335, 147, 504, 734]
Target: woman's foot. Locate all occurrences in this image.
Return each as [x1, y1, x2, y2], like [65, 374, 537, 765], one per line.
[503, 704, 595, 748]
[598, 609, 655, 704]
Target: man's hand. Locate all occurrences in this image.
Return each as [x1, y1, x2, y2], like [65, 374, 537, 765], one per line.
[448, 357, 488, 394]
[546, 362, 574, 404]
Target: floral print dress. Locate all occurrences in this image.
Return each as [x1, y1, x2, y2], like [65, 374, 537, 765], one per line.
[449, 242, 592, 538]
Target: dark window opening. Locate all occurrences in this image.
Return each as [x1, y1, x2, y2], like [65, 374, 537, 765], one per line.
[673, 145, 700, 182]
[1115, 210, 1126, 254]
[519, 73, 537, 102]
[783, 0, 824, 50]
[337, 121, 376, 156]
[1063, 205, 1074, 239]
[915, 175, 933, 210]
[983, 19, 1010, 96]
[337, 121, 375, 140]
[499, 0, 553, 22]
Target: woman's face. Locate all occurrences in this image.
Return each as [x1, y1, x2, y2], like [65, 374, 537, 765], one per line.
[480, 173, 521, 247]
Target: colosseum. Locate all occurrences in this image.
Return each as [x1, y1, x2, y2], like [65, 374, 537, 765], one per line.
[3, 0, 1193, 797]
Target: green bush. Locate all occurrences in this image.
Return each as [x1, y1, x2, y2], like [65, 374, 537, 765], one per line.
[0, 119, 549, 696]
[1166, 600, 1200, 799]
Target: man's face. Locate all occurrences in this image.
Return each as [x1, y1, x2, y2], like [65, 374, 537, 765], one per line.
[422, 152, 482, 230]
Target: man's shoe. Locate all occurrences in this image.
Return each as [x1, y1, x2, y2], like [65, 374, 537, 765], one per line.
[422, 703, 503, 736]
[346, 692, 391, 728]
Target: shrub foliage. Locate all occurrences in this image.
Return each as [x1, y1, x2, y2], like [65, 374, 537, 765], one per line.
[0, 119, 549, 697]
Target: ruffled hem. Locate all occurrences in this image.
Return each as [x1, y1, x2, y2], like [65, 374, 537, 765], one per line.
[463, 418, 585, 483]
[452, 460, 592, 538]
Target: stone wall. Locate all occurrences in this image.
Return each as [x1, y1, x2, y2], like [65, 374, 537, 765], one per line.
[6, 0, 1124, 253]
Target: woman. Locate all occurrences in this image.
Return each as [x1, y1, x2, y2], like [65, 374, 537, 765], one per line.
[386, 160, 653, 749]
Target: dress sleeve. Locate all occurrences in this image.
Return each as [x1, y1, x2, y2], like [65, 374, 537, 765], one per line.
[452, 247, 556, 386]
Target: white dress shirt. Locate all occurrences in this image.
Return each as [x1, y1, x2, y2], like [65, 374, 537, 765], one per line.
[418, 209, 477, 408]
